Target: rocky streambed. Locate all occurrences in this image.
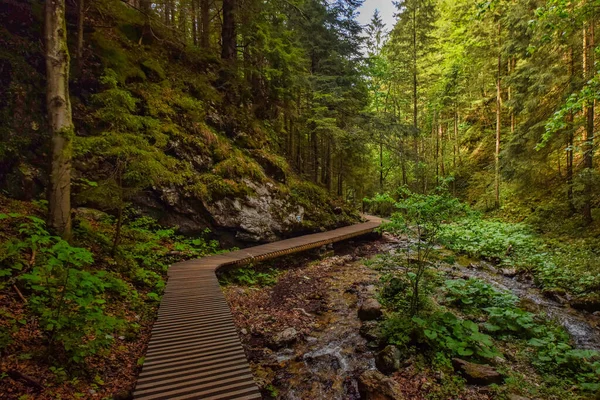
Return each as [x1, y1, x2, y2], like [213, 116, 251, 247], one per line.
[223, 234, 600, 399]
[222, 238, 384, 399]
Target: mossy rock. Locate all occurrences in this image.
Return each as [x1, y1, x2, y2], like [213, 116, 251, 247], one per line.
[141, 59, 166, 81]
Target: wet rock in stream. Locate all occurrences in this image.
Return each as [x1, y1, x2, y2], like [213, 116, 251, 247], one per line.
[375, 345, 402, 374]
[269, 327, 299, 349]
[358, 370, 405, 400]
[358, 298, 383, 321]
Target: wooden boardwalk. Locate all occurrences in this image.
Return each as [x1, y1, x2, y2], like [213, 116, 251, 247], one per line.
[133, 216, 383, 400]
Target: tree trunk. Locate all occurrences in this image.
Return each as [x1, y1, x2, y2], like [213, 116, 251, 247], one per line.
[45, 0, 74, 239]
[412, 4, 419, 170]
[191, 0, 198, 46]
[200, 0, 210, 48]
[434, 112, 439, 185]
[583, 20, 595, 224]
[567, 45, 575, 213]
[311, 131, 319, 183]
[379, 132, 384, 191]
[495, 22, 502, 209]
[441, 122, 446, 178]
[221, 0, 236, 60]
[77, 0, 84, 70]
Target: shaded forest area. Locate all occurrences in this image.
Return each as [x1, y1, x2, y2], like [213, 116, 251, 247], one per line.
[1, 0, 600, 398]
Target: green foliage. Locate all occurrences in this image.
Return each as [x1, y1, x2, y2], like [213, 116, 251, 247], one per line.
[439, 214, 600, 297]
[363, 192, 396, 216]
[382, 311, 500, 360]
[443, 278, 517, 310]
[219, 266, 280, 287]
[439, 216, 539, 264]
[413, 312, 500, 359]
[0, 213, 128, 362]
[382, 186, 467, 315]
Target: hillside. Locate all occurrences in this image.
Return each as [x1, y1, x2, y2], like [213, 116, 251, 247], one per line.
[0, 0, 359, 245]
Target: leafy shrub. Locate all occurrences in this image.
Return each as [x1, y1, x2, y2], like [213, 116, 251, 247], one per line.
[382, 311, 500, 360]
[0, 213, 129, 362]
[219, 266, 280, 286]
[363, 192, 396, 216]
[382, 186, 467, 315]
[443, 278, 517, 310]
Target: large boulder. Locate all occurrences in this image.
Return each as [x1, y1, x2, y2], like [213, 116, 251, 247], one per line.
[358, 298, 383, 321]
[204, 180, 304, 242]
[358, 370, 404, 400]
[452, 358, 504, 386]
[375, 345, 402, 375]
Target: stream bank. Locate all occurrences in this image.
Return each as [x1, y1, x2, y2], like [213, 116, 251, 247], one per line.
[223, 233, 600, 399]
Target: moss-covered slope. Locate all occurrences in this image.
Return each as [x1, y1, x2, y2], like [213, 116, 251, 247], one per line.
[0, 0, 359, 244]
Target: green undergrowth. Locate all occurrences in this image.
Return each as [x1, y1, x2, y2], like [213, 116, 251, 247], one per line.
[371, 190, 600, 399]
[375, 256, 600, 398]
[0, 197, 220, 369]
[218, 264, 281, 287]
[438, 215, 600, 298]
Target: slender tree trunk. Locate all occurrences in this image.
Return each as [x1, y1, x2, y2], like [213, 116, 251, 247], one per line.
[221, 0, 236, 60]
[191, 0, 198, 45]
[200, 0, 210, 48]
[583, 20, 595, 224]
[379, 132, 384, 191]
[337, 158, 343, 196]
[412, 4, 419, 170]
[435, 112, 439, 185]
[567, 46, 575, 213]
[495, 22, 502, 209]
[311, 131, 319, 183]
[441, 122, 446, 178]
[77, 0, 84, 70]
[453, 106, 459, 194]
[46, 0, 74, 239]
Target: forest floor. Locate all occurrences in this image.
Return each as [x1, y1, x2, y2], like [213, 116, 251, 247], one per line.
[223, 233, 600, 400]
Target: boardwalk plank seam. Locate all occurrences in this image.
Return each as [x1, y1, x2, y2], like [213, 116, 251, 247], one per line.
[133, 216, 382, 400]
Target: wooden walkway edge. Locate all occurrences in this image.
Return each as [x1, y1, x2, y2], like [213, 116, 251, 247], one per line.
[133, 215, 383, 400]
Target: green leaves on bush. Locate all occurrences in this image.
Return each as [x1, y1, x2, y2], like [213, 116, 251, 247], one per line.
[0, 213, 130, 362]
[382, 310, 500, 360]
[443, 279, 517, 310]
[413, 312, 500, 359]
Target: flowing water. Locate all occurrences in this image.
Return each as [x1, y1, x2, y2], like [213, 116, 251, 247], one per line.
[444, 256, 600, 350]
[271, 258, 377, 399]
[267, 238, 600, 399]
[382, 237, 600, 350]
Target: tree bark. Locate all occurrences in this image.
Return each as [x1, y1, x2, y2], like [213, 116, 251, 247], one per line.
[567, 45, 575, 213]
[412, 3, 419, 169]
[495, 22, 502, 209]
[200, 0, 210, 48]
[45, 0, 74, 239]
[77, 0, 84, 70]
[583, 19, 594, 224]
[221, 0, 236, 60]
[191, 0, 198, 45]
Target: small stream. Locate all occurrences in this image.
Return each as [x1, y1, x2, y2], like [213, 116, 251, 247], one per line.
[382, 237, 600, 351]
[266, 238, 600, 399]
[444, 256, 600, 350]
[271, 258, 377, 399]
